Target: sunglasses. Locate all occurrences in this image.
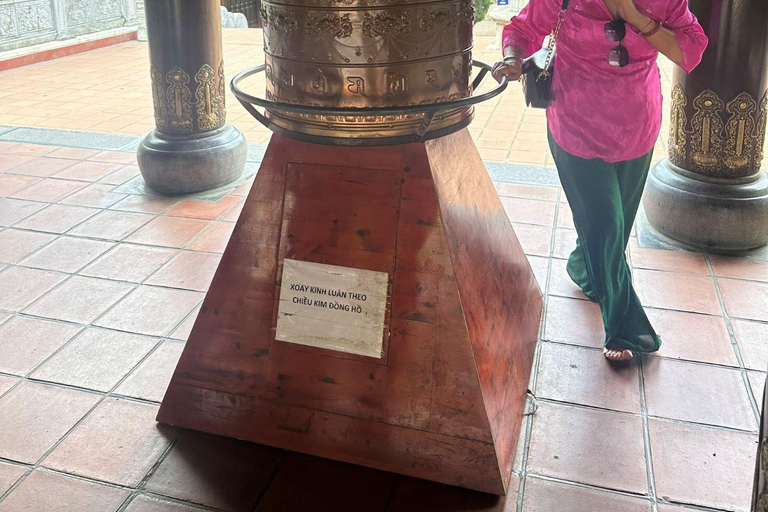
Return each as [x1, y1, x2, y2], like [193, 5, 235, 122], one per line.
[604, 19, 630, 67]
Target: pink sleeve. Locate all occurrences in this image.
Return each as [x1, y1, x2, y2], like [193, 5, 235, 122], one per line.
[664, 0, 708, 73]
[501, 0, 562, 58]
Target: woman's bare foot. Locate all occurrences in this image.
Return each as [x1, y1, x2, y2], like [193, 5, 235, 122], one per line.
[603, 346, 634, 361]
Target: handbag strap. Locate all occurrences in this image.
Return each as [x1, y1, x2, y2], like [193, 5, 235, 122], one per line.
[539, 0, 569, 78]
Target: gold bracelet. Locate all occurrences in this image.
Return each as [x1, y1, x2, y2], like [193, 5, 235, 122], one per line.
[640, 18, 655, 33]
[641, 21, 662, 37]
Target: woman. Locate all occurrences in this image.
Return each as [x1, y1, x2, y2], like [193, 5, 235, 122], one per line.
[493, 0, 707, 361]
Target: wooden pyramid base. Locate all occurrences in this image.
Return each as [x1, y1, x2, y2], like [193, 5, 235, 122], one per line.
[157, 129, 543, 495]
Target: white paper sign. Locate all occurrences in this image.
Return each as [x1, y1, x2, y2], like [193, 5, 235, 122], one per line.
[275, 259, 389, 358]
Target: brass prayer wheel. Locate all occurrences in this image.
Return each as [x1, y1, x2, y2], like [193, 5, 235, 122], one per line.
[257, 0, 475, 143]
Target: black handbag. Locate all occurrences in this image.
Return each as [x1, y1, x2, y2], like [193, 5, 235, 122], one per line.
[521, 0, 569, 109]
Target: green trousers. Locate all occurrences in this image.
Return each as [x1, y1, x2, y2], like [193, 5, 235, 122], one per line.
[548, 131, 661, 353]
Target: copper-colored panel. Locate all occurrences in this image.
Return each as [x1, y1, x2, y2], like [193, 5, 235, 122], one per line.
[426, 129, 542, 482]
[158, 133, 541, 494]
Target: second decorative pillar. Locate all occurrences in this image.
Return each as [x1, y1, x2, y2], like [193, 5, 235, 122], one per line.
[643, 0, 768, 251]
[138, 0, 247, 195]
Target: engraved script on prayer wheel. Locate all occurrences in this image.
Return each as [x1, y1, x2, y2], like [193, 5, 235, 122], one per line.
[259, 0, 475, 142]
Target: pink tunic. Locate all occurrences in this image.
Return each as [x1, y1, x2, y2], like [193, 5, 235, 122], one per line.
[502, 0, 708, 162]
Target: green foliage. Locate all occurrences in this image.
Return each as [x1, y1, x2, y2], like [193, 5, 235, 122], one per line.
[473, 0, 494, 23]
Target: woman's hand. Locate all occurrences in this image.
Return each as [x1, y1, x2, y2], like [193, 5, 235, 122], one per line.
[492, 58, 523, 83]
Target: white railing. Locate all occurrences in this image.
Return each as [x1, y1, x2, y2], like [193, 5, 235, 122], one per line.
[0, 0, 137, 54]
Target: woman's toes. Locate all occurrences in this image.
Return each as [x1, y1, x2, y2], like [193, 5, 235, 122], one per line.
[603, 347, 634, 361]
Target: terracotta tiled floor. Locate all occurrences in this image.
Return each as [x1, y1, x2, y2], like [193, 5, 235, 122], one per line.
[0, 140, 763, 511]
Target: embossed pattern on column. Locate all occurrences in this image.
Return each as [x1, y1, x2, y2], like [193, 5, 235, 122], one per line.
[145, 0, 228, 136]
[665, 0, 768, 180]
[669, 86, 767, 179]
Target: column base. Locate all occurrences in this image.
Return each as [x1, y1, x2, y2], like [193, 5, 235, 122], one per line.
[137, 123, 247, 196]
[643, 159, 768, 253]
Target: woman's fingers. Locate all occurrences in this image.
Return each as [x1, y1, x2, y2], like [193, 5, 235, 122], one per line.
[491, 62, 522, 83]
[491, 64, 502, 82]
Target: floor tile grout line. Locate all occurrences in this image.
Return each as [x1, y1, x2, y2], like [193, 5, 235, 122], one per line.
[0, 377, 167, 409]
[525, 473, 653, 502]
[516, 188, 559, 512]
[0, 308, 193, 345]
[6, 176, 91, 203]
[0, 465, 154, 499]
[0, 226, 62, 267]
[526, 473, 735, 512]
[0, 361, 179, 505]
[250, 450, 289, 512]
[0, 260, 187, 398]
[137, 201, 240, 288]
[9, 202, 104, 238]
[1, 242, 207, 331]
[4, 320, 86, 382]
[545, 286, 768, 322]
[5, 161, 136, 197]
[705, 255, 762, 426]
[87, 279, 202, 342]
[127, 191, 242, 301]
[13, 237, 119, 276]
[0, 466, 33, 504]
[540, 333, 761, 373]
[14, 266, 140, 332]
[107, 194, 182, 215]
[0, 216, 206, 399]
[60, 194, 158, 241]
[178, 220, 239, 254]
[126, 424, 187, 499]
[77, 238, 171, 281]
[0, 200, 52, 227]
[120, 490, 226, 512]
[6, 215, 153, 242]
[524, 395, 760, 435]
[0, 350, 171, 408]
[122, 218, 212, 337]
[102, 337, 169, 396]
[638, 355, 658, 512]
[0, 395, 111, 506]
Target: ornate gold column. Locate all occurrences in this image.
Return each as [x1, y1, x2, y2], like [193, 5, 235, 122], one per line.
[643, 0, 768, 251]
[138, 0, 247, 195]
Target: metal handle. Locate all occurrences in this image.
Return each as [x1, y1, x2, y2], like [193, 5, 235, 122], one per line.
[230, 60, 508, 142]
